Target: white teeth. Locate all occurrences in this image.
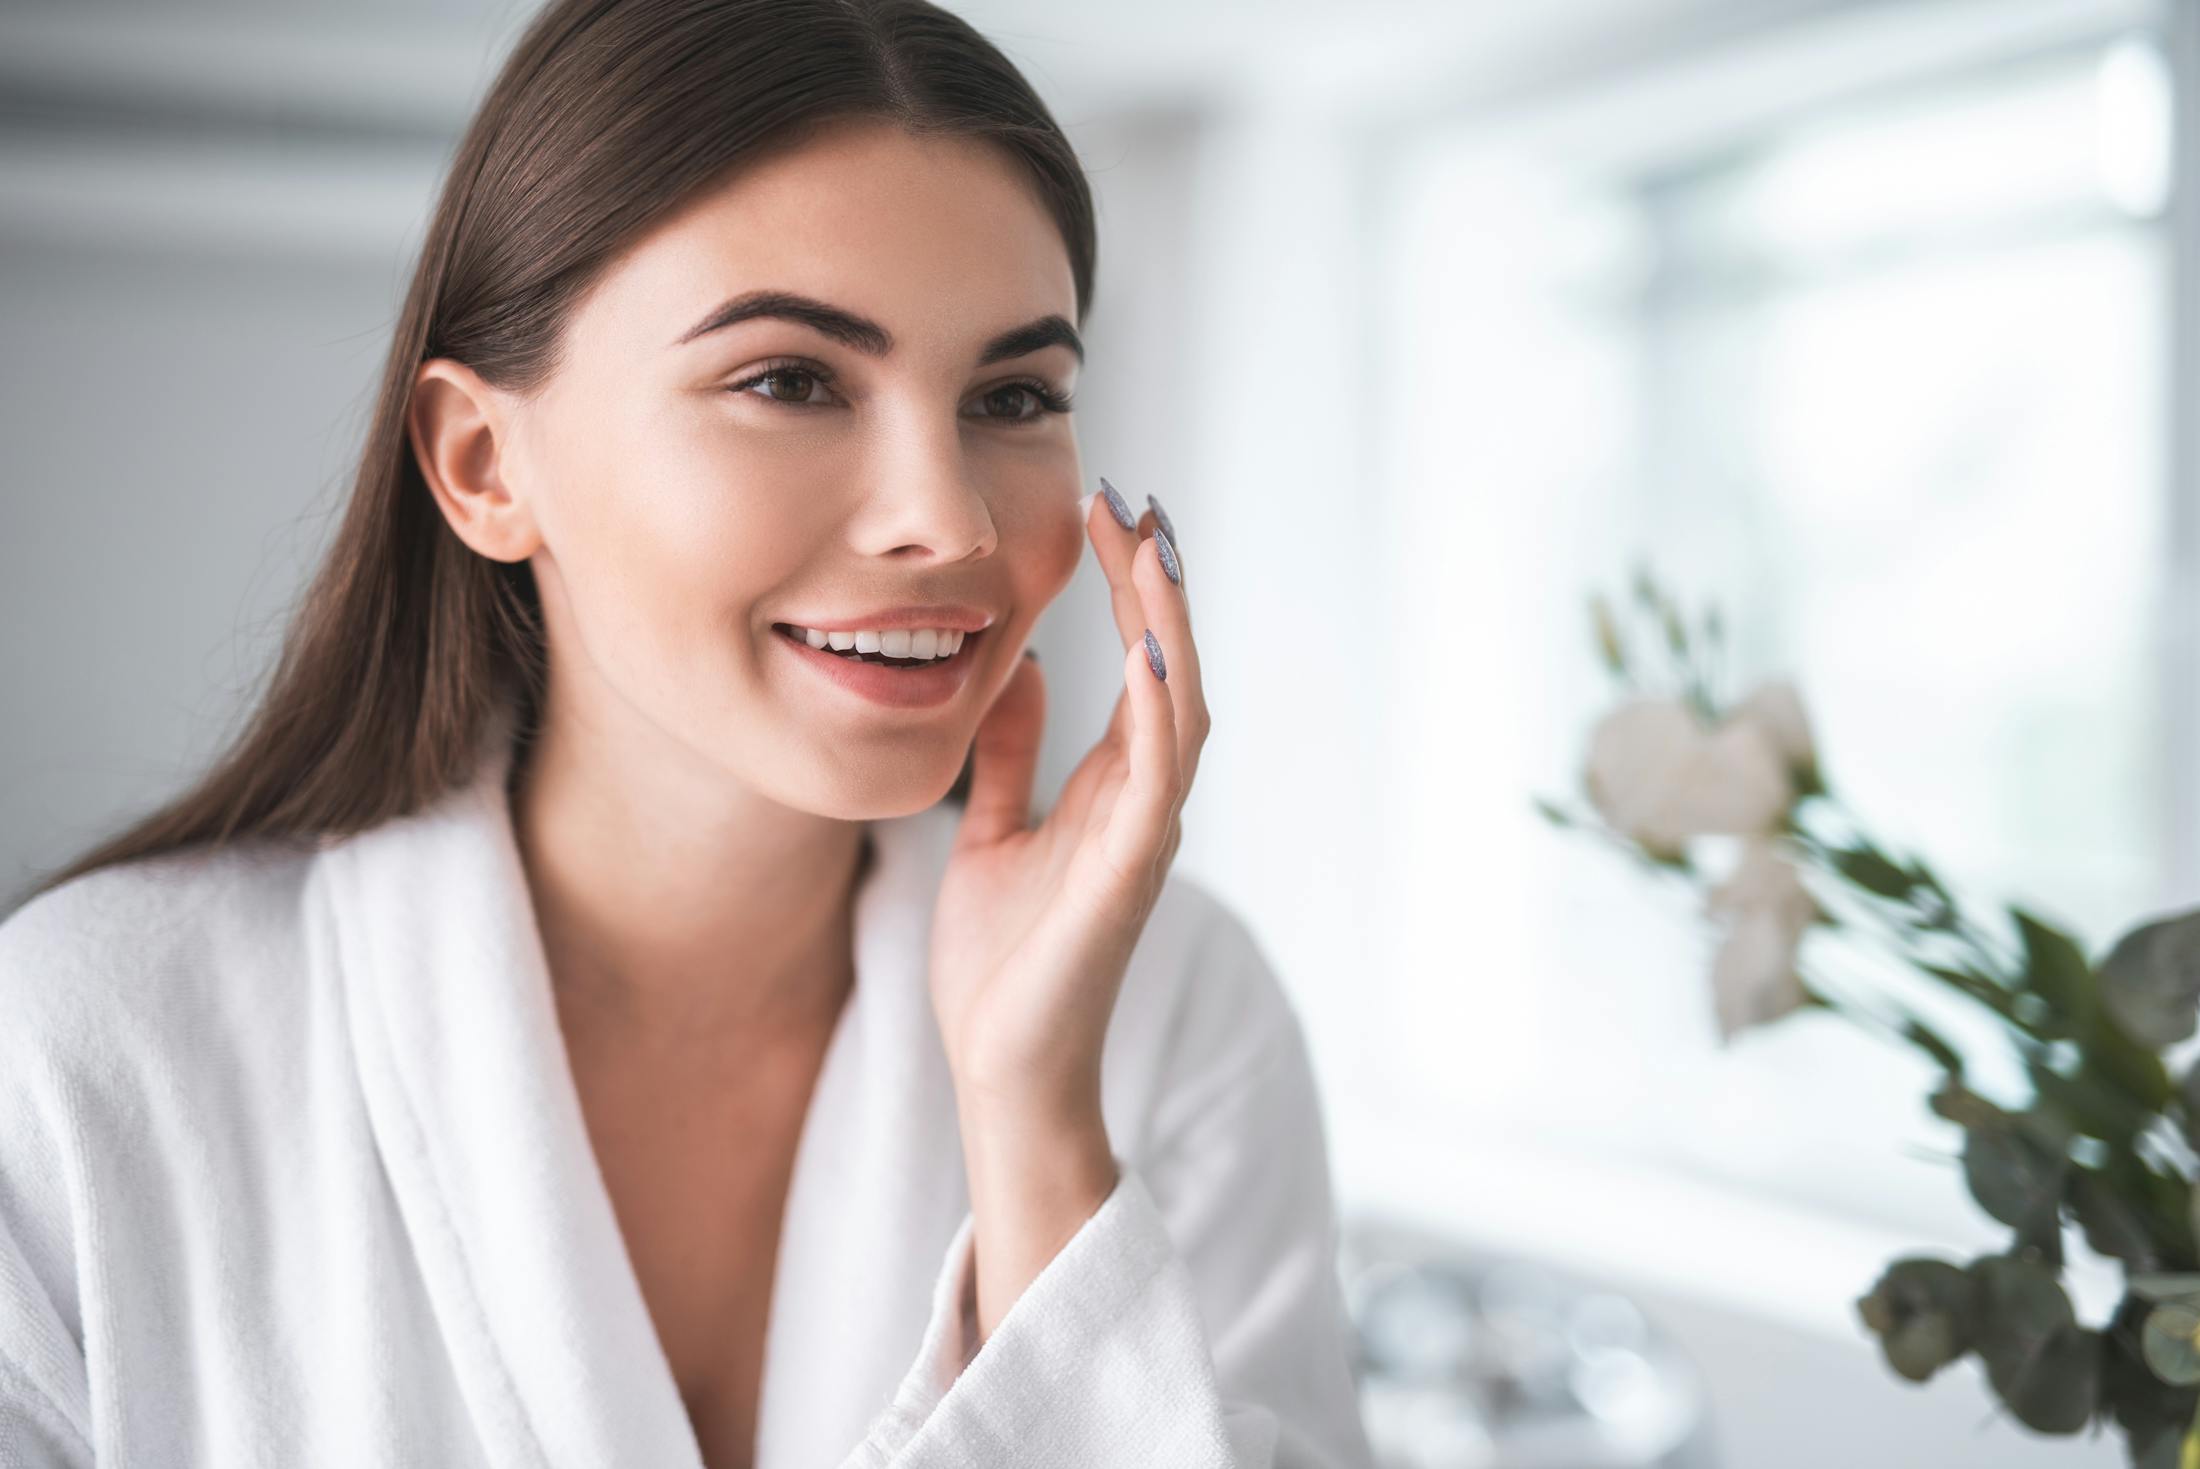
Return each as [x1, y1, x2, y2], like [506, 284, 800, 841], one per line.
[786, 625, 971, 661]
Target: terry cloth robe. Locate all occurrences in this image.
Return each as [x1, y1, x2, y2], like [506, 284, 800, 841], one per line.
[0, 702, 1378, 1469]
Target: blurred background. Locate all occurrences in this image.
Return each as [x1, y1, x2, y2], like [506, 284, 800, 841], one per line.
[0, 0, 2184, 1463]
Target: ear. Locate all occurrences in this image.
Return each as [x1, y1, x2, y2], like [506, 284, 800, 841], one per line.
[408, 357, 538, 563]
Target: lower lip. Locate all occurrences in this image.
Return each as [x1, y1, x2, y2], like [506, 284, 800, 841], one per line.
[771, 624, 985, 709]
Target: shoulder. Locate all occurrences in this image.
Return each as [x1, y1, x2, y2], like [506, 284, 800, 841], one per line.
[0, 838, 317, 1077]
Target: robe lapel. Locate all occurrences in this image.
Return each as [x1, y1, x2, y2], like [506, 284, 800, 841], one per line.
[751, 788, 972, 1469]
[316, 698, 974, 1469]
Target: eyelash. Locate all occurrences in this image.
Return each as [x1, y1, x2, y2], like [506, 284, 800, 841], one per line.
[723, 358, 1075, 423]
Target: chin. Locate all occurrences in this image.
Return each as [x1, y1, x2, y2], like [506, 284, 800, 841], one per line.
[788, 760, 966, 822]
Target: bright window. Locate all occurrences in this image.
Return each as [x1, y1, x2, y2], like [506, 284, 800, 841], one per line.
[1369, 22, 2173, 1242]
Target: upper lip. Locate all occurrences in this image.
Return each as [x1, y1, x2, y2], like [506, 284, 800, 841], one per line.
[773, 604, 997, 633]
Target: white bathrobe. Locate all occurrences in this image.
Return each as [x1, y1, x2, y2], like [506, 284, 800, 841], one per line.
[0, 707, 1377, 1469]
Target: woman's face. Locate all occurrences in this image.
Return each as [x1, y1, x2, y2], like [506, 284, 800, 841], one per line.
[496, 119, 1086, 818]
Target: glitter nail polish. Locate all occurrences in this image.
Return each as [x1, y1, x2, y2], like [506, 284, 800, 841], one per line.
[1097, 477, 1138, 532]
[1153, 526, 1181, 587]
[1146, 493, 1176, 548]
[1143, 628, 1166, 681]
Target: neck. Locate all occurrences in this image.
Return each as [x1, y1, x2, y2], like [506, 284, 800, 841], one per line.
[506, 704, 874, 1050]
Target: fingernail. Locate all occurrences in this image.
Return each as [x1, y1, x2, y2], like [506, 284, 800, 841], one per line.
[1097, 476, 1137, 532]
[1024, 647, 1040, 662]
[1146, 493, 1176, 548]
[1153, 526, 1181, 587]
[1142, 628, 1166, 681]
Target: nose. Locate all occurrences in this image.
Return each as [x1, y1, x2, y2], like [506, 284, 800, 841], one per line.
[850, 429, 998, 564]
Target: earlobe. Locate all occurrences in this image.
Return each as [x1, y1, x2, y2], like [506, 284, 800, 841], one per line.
[408, 357, 538, 564]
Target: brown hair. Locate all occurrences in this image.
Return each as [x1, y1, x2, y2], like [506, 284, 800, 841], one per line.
[11, 0, 1096, 916]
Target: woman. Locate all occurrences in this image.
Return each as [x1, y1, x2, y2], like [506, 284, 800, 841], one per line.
[0, 1, 1374, 1466]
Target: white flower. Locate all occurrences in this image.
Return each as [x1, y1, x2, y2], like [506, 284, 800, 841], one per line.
[1703, 840, 1820, 1043]
[1584, 696, 1794, 856]
[1731, 679, 1817, 786]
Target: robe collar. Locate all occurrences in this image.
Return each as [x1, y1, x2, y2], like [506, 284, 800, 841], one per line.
[314, 697, 974, 1469]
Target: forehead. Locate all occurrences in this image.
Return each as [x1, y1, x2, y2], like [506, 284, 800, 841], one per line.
[579, 120, 1076, 356]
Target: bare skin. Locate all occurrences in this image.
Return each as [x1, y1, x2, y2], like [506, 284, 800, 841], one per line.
[409, 116, 1206, 1469]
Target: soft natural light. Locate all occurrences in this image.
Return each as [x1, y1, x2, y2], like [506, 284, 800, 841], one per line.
[1373, 33, 2168, 1245]
[2096, 31, 2173, 218]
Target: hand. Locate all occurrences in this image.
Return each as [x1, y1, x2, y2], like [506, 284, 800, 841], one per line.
[928, 484, 1209, 1123]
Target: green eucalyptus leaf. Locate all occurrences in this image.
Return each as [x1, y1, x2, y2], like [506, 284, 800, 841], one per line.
[2131, 1424, 2184, 1469]
[1969, 1256, 2097, 1434]
[1962, 1115, 2069, 1230]
[1910, 864, 1959, 930]
[2128, 1274, 2200, 1304]
[2100, 909, 2200, 1051]
[2143, 1299, 2200, 1386]
[2027, 1058, 2150, 1146]
[2013, 905, 2184, 1114]
[1832, 846, 1916, 900]
[1929, 1080, 2006, 1131]
[2080, 1004, 2176, 1113]
[2182, 1058, 2200, 1157]
[2012, 1197, 2067, 1271]
[1992, 1325, 2101, 1435]
[2070, 1167, 2165, 1272]
[1902, 1018, 1965, 1079]
[1919, 964, 2023, 1027]
[1855, 1257, 1977, 1384]
[2014, 907, 2093, 1017]
[1971, 1254, 2076, 1340]
[2100, 1292, 2200, 1456]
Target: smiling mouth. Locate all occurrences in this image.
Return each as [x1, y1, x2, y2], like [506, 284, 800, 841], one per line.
[771, 623, 984, 667]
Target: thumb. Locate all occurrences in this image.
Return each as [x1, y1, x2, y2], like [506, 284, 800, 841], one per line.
[956, 649, 1046, 848]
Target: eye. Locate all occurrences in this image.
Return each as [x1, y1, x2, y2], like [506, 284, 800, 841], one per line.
[722, 359, 1077, 425]
[725, 360, 842, 408]
[974, 378, 1077, 423]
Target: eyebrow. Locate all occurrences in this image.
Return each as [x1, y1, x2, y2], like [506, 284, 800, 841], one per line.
[673, 288, 1084, 367]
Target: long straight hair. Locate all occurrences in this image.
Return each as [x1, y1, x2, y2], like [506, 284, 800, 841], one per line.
[12, 0, 1096, 915]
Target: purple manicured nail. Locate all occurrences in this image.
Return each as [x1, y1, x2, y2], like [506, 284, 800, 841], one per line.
[1143, 628, 1166, 681]
[1153, 526, 1181, 586]
[1097, 476, 1138, 532]
[1146, 493, 1176, 548]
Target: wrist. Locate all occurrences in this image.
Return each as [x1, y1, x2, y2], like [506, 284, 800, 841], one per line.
[950, 1054, 1104, 1133]
[958, 1105, 1118, 1237]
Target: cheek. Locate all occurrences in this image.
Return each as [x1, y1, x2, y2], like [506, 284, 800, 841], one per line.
[1000, 490, 1086, 603]
[539, 424, 791, 657]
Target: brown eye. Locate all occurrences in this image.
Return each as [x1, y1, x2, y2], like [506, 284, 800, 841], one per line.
[974, 379, 1076, 422]
[726, 360, 841, 408]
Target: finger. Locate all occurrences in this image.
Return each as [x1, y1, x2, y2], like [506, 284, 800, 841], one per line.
[1129, 526, 1209, 793]
[1131, 503, 1188, 624]
[1092, 519, 1191, 761]
[1085, 478, 1146, 653]
[1097, 626, 1181, 889]
[956, 651, 1046, 849]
